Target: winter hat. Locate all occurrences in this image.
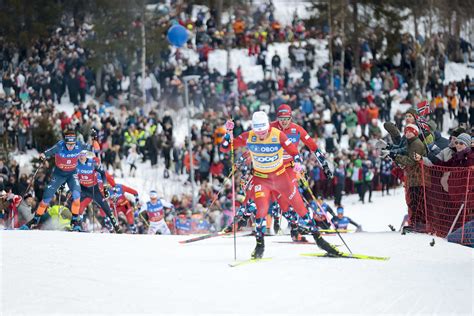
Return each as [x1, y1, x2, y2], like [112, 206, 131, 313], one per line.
[277, 104, 292, 118]
[252, 111, 269, 134]
[450, 127, 465, 138]
[456, 133, 471, 147]
[336, 207, 344, 214]
[404, 124, 419, 136]
[405, 108, 418, 118]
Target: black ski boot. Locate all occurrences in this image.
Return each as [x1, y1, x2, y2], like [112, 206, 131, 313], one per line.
[70, 215, 82, 232]
[290, 223, 307, 242]
[109, 216, 122, 234]
[313, 231, 341, 257]
[251, 236, 265, 259]
[273, 218, 281, 235]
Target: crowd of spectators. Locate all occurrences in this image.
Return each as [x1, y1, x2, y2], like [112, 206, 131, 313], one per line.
[1, 1, 473, 234]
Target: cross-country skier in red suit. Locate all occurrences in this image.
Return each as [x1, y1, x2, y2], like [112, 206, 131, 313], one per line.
[105, 172, 140, 233]
[221, 111, 341, 259]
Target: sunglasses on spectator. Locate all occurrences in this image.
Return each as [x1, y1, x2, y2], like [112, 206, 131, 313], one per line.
[277, 117, 291, 121]
[454, 141, 466, 145]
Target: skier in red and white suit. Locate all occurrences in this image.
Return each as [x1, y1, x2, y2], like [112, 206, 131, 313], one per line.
[105, 172, 140, 233]
[221, 111, 341, 259]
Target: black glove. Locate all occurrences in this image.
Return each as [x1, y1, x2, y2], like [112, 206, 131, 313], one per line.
[135, 196, 140, 204]
[104, 187, 110, 198]
[322, 163, 333, 179]
[58, 184, 66, 192]
[91, 129, 98, 141]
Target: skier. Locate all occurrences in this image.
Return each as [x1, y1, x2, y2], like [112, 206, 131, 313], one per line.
[269, 104, 333, 241]
[139, 190, 174, 235]
[21, 130, 96, 230]
[221, 111, 341, 259]
[76, 150, 121, 233]
[105, 173, 140, 233]
[331, 207, 362, 232]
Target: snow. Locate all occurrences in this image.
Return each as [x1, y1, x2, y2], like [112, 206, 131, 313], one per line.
[254, 0, 313, 25]
[206, 41, 328, 83]
[1, 186, 473, 315]
[444, 62, 474, 84]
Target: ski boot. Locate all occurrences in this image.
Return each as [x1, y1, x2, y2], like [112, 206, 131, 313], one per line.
[221, 225, 233, 233]
[109, 216, 122, 234]
[290, 223, 307, 242]
[313, 231, 341, 257]
[251, 236, 265, 259]
[103, 217, 114, 233]
[70, 215, 82, 232]
[20, 214, 41, 230]
[273, 219, 281, 235]
[129, 224, 137, 234]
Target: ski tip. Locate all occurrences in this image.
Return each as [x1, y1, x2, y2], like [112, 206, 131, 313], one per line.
[300, 253, 390, 261]
[228, 257, 272, 267]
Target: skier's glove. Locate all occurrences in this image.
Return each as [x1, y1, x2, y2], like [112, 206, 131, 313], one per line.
[225, 120, 234, 131]
[322, 163, 333, 179]
[90, 129, 98, 141]
[103, 186, 110, 198]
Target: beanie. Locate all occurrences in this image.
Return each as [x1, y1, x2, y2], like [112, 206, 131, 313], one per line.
[404, 124, 419, 136]
[405, 108, 418, 118]
[277, 104, 292, 117]
[456, 133, 471, 147]
[252, 111, 270, 133]
[450, 127, 466, 138]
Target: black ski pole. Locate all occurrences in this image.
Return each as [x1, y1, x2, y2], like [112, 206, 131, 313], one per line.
[22, 160, 44, 199]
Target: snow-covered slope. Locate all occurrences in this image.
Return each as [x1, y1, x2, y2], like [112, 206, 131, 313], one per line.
[1, 230, 472, 315]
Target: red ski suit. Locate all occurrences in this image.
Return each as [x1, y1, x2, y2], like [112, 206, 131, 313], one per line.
[269, 121, 318, 198]
[221, 127, 310, 220]
[105, 173, 138, 225]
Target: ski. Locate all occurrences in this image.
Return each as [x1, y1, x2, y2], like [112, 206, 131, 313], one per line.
[274, 241, 312, 244]
[222, 232, 254, 238]
[228, 257, 272, 267]
[179, 232, 230, 244]
[318, 229, 354, 233]
[301, 252, 389, 261]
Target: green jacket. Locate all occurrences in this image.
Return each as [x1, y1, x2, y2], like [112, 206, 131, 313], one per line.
[345, 112, 358, 128]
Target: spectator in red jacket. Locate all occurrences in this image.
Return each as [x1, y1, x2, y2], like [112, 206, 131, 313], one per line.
[357, 104, 370, 137]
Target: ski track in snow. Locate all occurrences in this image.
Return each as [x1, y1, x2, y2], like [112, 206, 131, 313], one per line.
[1, 230, 472, 315]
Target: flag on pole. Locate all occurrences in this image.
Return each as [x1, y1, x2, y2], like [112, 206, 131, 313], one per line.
[416, 100, 430, 116]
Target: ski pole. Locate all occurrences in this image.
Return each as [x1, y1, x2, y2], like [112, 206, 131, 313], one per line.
[202, 163, 239, 215]
[139, 212, 150, 228]
[230, 128, 236, 261]
[21, 160, 44, 199]
[300, 172, 353, 255]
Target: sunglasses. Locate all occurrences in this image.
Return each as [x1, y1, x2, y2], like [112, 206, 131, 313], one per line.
[454, 141, 466, 145]
[277, 117, 291, 121]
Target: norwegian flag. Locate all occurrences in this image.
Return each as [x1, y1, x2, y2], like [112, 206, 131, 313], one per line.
[416, 100, 430, 117]
[417, 117, 430, 132]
